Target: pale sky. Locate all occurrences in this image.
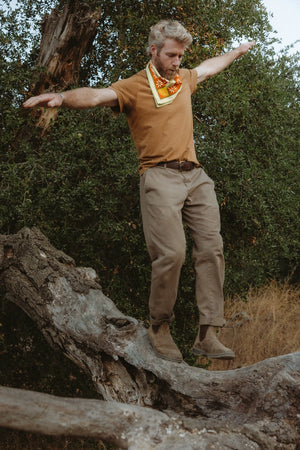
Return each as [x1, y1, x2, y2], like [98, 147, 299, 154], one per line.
[262, 0, 300, 53]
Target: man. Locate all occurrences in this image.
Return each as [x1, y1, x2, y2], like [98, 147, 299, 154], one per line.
[24, 20, 255, 363]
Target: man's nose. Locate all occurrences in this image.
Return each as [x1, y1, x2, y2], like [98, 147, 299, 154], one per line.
[173, 56, 180, 66]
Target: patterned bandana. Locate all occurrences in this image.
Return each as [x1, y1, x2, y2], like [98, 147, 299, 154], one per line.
[146, 61, 182, 108]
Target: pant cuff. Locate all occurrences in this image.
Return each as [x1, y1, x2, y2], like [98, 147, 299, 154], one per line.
[199, 318, 226, 327]
[150, 313, 175, 326]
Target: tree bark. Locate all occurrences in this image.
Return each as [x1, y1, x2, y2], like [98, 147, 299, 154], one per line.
[0, 385, 291, 450]
[0, 228, 299, 448]
[29, 0, 101, 130]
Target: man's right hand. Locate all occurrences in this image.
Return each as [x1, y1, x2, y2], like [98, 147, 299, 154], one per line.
[23, 93, 64, 109]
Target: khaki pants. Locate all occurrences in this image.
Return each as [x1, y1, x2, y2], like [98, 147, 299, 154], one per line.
[140, 166, 225, 327]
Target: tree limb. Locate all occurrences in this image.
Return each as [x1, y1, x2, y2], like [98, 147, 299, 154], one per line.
[0, 386, 287, 449]
[0, 228, 299, 448]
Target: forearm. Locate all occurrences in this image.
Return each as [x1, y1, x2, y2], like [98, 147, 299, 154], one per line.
[196, 41, 255, 83]
[196, 49, 239, 82]
[23, 87, 118, 109]
[61, 87, 117, 109]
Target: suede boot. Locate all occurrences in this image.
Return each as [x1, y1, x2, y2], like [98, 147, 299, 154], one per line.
[148, 322, 183, 362]
[192, 325, 235, 360]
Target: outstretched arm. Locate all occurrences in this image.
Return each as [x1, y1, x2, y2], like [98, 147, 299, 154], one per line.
[23, 87, 118, 109]
[195, 41, 255, 83]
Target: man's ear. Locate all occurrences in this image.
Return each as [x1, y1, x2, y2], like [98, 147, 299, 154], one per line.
[150, 44, 157, 57]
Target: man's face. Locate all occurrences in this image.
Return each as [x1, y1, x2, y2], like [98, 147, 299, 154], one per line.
[151, 38, 186, 80]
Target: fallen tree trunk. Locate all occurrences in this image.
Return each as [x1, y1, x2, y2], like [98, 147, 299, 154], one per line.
[0, 385, 286, 450]
[0, 228, 299, 448]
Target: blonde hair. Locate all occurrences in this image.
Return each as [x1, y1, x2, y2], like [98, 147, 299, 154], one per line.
[147, 20, 193, 55]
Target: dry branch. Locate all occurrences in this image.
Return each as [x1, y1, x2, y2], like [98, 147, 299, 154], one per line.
[35, 0, 101, 92]
[0, 228, 299, 448]
[0, 385, 281, 449]
[26, 0, 101, 130]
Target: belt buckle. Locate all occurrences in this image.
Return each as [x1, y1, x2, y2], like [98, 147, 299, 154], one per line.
[179, 161, 184, 171]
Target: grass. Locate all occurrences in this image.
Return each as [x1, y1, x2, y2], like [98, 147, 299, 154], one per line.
[204, 281, 300, 371]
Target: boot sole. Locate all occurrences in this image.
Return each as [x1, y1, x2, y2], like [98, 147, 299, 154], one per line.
[192, 347, 235, 360]
[152, 348, 183, 362]
[149, 342, 183, 363]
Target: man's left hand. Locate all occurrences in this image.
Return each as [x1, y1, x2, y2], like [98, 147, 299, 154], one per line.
[235, 41, 256, 59]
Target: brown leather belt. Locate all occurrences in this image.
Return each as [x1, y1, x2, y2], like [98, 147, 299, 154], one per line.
[157, 160, 196, 171]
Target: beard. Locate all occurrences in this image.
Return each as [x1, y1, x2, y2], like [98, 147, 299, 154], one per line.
[152, 56, 179, 80]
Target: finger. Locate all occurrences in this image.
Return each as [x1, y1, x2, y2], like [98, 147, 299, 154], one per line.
[23, 98, 39, 108]
[23, 95, 55, 108]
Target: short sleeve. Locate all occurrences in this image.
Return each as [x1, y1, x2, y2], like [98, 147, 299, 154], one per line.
[186, 69, 198, 94]
[110, 74, 140, 114]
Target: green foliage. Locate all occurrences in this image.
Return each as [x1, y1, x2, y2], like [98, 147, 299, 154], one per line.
[0, 0, 299, 392]
[86, 0, 270, 83]
[193, 48, 299, 292]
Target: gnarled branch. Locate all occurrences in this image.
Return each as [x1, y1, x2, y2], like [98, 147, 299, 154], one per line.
[0, 228, 299, 448]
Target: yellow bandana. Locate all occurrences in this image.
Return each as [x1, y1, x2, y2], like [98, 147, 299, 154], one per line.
[146, 61, 182, 108]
